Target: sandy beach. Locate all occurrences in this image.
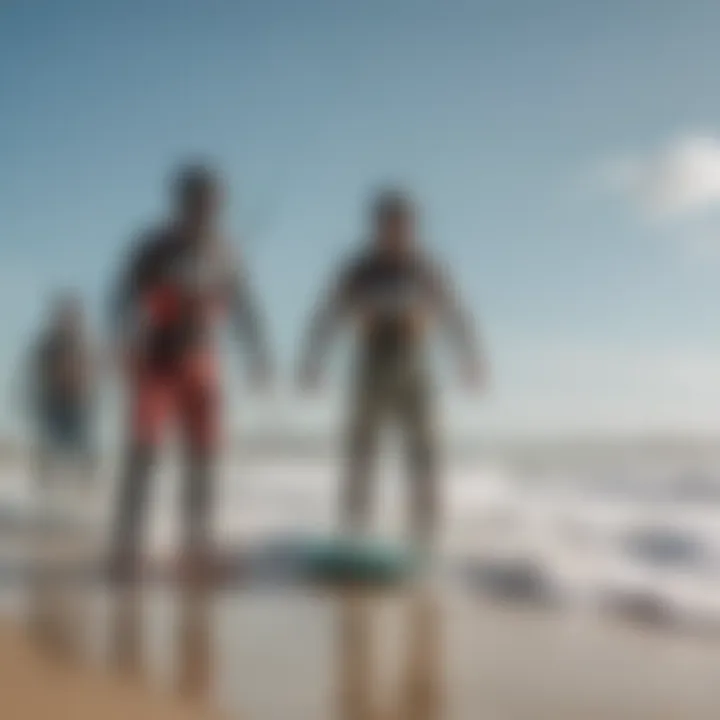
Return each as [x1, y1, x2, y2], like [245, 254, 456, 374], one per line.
[0, 615, 220, 720]
[2, 449, 720, 719]
[2, 579, 719, 720]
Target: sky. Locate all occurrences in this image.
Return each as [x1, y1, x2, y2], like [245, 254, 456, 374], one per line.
[4, 0, 720, 438]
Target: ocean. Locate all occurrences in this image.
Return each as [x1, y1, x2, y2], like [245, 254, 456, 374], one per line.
[1, 448, 718, 631]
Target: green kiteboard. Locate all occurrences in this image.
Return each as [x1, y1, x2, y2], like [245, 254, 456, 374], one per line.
[292, 535, 422, 585]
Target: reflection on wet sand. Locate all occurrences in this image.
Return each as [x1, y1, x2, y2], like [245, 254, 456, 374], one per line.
[176, 586, 213, 702]
[27, 563, 87, 664]
[109, 583, 214, 705]
[110, 589, 144, 678]
[104, 583, 442, 720]
[14, 575, 720, 719]
[337, 589, 442, 720]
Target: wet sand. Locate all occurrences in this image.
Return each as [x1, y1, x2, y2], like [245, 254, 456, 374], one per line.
[3, 579, 719, 720]
[0, 617, 220, 720]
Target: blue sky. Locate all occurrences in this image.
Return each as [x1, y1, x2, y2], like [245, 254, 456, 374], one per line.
[4, 0, 720, 437]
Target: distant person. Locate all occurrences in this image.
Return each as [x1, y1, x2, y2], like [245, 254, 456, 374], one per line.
[109, 163, 272, 578]
[298, 190, 486, 549]
[25, 293, 98, 488]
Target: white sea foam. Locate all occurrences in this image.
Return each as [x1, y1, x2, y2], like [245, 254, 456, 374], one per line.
[1, 455, 718, 627]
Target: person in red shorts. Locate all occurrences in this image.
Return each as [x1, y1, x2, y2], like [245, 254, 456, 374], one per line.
[109, 163, 272, 578]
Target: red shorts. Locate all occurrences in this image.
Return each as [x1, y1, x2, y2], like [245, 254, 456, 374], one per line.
[128, 352, 221, 451]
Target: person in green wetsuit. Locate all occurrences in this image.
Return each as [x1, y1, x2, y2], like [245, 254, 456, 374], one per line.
[297, 189, 487, 549]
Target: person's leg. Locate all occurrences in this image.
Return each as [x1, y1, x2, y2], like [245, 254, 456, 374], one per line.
[111, 369, 170, 576]
[55, 405, 98, 497]
[74, 408, 99, 489]
[179, 355, 221, 578]
[111, 442, 156, 574]
[341, 361, 385, 536]
[180, 446, 214, 562]
[400, 368, 439, 550]
[33, 409, 60, 490]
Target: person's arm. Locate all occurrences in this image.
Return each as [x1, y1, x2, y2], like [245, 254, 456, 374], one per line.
[225, 248, 272, 379]
[297, 263, 356, 385]
[107, 240, 144, 353]
[428, 261, 487, 383]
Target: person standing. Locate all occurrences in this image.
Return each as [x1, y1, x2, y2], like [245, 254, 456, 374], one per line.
[297, 189, 486, 549]
[109, 163, 272, 578]
[25, 293, 98, 489]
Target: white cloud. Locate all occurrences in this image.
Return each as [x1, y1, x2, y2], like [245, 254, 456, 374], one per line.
[605, 134, 720, 219]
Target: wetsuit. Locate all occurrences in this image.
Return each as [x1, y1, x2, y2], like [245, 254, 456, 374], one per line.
[302, 247, 479, 545]
[29, 329, 95, 480]
[110, 226, 268, 562]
